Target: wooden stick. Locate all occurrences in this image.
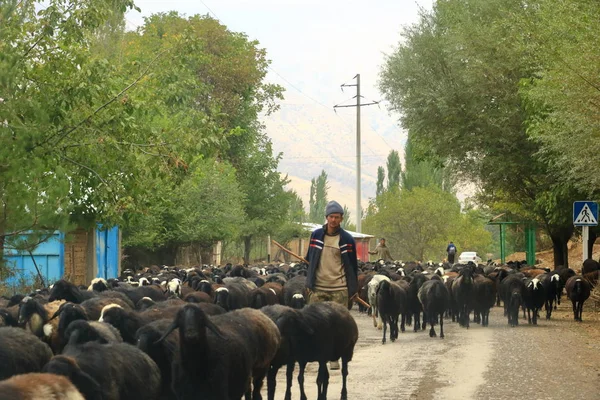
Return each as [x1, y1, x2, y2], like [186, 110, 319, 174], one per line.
[271, 240, 371, 308]
[350, 293, 371, 308]
[271, 240, 308, 264]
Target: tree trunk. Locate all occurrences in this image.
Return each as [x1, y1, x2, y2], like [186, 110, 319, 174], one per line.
[587, 229, 598, 261]
[243, 236, 252, 265]
[549, 226, 573, 269]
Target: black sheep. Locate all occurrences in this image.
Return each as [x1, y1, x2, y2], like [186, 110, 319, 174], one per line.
[0, 327, 54, 380]
[136, 319, 180, 400]
[250, 287, 279, 309]
[213, 282, 251, 311]
[155, 304, 280, 400]
[452, 266, 475, 328]
[418, 279, 450, 338]
[63, 320, 122, 346]
[99, 304, 183, 344]
[285, 302, 358, 400]
[407, 272, 428, 331]
[538, 272, 561, 319]
[377, 280, 408, 344]
[565, 276, 592, 322]
[524, 277, 546, 325]
[43, 342, 161, 400]
[473, 275, 496, 327]
[283, 275, 307, 309]
[500, 275, 526, 327]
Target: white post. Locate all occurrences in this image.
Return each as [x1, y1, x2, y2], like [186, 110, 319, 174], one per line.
[582, 226, 589, 262]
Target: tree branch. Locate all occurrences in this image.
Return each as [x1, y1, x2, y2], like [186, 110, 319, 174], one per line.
[50, 50, 168, 148]
[59, 154, 109, 187]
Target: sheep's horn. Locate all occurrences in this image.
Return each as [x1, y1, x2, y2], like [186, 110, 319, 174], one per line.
[154, 321, 178, 345]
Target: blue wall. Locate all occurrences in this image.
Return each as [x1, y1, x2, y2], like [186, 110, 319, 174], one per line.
[95, 225, 120, 280]
[3, 231, 64, 286]
[3, 225, 120, 286]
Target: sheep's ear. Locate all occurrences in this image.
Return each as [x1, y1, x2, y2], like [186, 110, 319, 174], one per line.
[71, 368, 103, 400]
[205, 318, 226, 340]
[49, 303, 68, 321]
[154, 321, 178, 345]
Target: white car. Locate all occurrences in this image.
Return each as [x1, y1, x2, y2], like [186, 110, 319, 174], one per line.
[457, 251, 482, 265]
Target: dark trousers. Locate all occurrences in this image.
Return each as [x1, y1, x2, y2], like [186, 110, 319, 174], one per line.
[448, 253, 455, 263]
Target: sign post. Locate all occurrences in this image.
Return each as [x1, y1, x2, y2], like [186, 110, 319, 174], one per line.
[573, 201, 599, 262]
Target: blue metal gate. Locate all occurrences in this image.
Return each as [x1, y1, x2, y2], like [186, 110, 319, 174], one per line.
[96, 225, 119, 280]
[3, 231, 64, 286]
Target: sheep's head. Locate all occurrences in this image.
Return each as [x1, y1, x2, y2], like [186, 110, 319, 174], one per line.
[49, 280, 79, 303]
[43, 356, 102, 399]
[214, 287, 230, 310]
[98, 304, 125, 327]
[54, 303, 89, 342]
[18, 297, 46, 334]
[155, 304, 224, 345]
[88, 278, 108, 292]
[65, 320, 104, 346]
[290, 293, 306, 309]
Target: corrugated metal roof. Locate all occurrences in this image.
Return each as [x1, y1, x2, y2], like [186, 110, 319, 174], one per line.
[301, 222, 375, 239]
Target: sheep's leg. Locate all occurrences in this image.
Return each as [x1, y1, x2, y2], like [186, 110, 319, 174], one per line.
[429, 312, 436, 338]
[298, 362, 308, 400]
[440, 312, 445, 338]
[267, 365, 279, 400]
[421, 311, 427, 330]
[284, 362, 295, 400]
[372, 306, 377, 327]
[527, 308, 532, 324]
[381, 317, 387, 344]
[413, 312, 419, 332]
[340, 358, 349, 400]
[571, 300, 577, 321]
[252, 367, 267, 400]
[577, 301, 583, 322]
[400, 313, 405, 333]
[315, 361, 329, 400]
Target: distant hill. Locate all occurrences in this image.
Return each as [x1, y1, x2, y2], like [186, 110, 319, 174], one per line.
[262, 95, 407, 223]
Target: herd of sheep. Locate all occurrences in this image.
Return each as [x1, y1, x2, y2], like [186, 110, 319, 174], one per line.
[0, 257, 598, 400]
[362, 258, 598, 344]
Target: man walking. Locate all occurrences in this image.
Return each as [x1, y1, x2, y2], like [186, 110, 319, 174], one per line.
[447, 241, 457, 264]
[305, 200, 359, 370]
[369, 238, 394, 262]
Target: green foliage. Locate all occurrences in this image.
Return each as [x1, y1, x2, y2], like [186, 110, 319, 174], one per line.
[309, 170, 329, 223]
[401, 135, 453, 192]
[376, 166, 385, 197]
[363, 187, 492, 261]
[386, 150, 401, 191]
[379, 0, 592, 266]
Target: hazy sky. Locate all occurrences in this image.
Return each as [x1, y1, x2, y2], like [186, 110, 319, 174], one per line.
[125, 1, 434, 217]
[126, 0, 432, 114]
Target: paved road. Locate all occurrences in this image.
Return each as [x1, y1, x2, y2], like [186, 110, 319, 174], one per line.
[264, 304, 600, 400]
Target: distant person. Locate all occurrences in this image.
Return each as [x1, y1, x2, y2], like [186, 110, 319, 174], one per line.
[305, 200, 359, 371]
[447, 241, 457, 264]
[369, 238, 394, 262]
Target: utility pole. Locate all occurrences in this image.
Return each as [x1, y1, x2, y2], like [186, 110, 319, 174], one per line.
[334, 74, 378, 233]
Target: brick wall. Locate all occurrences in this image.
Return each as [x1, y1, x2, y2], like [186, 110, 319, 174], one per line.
[63, 228, 89, 285]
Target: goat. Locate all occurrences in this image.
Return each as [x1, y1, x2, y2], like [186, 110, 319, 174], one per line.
[565, 276, 592, 322]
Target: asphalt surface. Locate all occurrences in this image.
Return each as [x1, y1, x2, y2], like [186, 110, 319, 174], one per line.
[263, 304, 600, 400]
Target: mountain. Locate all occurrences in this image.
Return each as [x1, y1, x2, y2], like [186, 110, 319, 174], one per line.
[262, 94, 408, 223]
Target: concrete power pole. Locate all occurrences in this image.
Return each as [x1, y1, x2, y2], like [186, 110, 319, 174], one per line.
[334, 74, 378, 233]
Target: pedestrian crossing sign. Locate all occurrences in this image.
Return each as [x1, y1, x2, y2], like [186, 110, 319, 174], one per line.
[573, 201, 598, 226]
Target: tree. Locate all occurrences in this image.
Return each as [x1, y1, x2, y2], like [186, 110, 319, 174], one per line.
[363, 187, 491, 261]
[309, 170, 329, 223]
[341, 205, 355, 230]
[376, 166, 386, 197]
[401, 135, 453, 192]
[386, 150, 401, 191]
[379, 0, 586, 267]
